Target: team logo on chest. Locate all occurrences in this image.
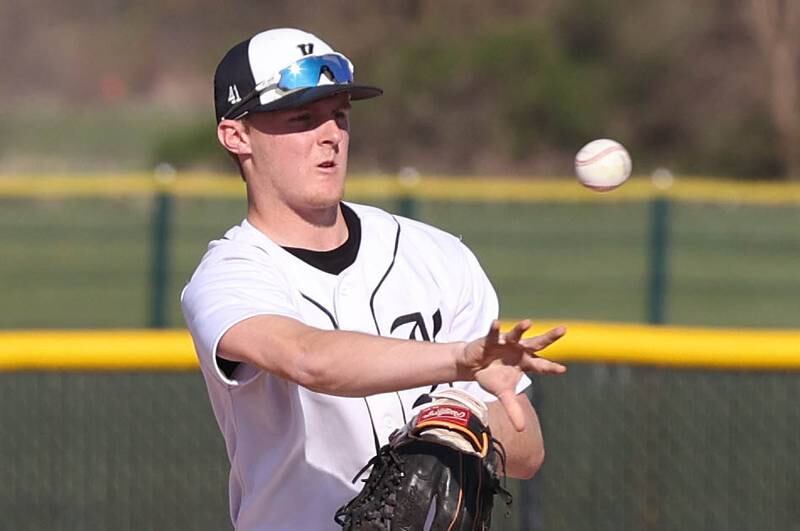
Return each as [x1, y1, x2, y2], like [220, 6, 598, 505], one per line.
[390, 309, 442, 342]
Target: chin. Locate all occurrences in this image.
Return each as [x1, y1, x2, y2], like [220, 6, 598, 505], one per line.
[305, 186, 345, 210]
[317, 175, 346, 200]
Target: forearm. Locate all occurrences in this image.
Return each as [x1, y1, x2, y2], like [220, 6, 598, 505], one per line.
[487, 394, 545, 479]
[298, 328, 469, 395]
[219, 314, 469, 396]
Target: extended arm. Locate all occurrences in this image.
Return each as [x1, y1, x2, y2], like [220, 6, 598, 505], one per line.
[220, 314, 467, 396]
[219, 315, 566, 430]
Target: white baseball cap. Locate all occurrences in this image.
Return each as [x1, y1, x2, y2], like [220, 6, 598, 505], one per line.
[213, 28, 382, 122]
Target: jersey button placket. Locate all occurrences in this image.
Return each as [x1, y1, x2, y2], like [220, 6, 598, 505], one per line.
[337, 273, 352, 297]
[339, 282, 351, 297]
[333, 274, 353, 328]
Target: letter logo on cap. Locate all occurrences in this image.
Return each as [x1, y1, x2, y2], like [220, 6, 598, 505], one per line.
[227, 85, 241, 105]
[297, 43, 314, 56]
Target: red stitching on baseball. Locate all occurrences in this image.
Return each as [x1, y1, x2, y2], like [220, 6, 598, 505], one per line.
[575, 145, 623, 166]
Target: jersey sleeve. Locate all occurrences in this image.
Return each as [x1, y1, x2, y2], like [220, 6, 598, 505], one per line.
[447, 241, 531, 402]
[180, 245, 301, 386]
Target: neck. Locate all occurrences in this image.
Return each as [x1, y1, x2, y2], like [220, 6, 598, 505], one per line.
[247, 200, 348, 251]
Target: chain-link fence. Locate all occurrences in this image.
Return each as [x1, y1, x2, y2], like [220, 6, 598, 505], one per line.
[3, 367, 798, 531]
[530, 365, 800, 531]
[1, 373, 230, 531]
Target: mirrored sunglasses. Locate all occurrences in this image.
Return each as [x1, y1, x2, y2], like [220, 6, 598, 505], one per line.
[222, 54, 354, 121]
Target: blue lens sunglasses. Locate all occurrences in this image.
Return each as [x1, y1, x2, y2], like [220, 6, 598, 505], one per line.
[222, 54, 353, 120]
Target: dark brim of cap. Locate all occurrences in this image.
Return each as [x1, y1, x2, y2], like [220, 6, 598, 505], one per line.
[249, 84, 383, 114]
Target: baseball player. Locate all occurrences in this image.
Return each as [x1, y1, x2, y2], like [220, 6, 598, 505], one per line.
[181, 28, 567, 531]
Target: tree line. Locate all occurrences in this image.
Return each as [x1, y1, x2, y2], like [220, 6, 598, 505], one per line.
[3, 0, 798, 179]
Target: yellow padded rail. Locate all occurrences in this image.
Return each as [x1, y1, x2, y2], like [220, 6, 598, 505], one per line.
[2, 321, 799, 372]
[1, 174, 800, 204]
[536, 321, 800, 371]
[0, 330, 197, 371]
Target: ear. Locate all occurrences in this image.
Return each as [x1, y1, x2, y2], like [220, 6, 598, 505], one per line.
[217, 119, 252, 156]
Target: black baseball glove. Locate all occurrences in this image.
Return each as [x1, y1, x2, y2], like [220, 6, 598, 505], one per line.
[334, 389, 511, 530]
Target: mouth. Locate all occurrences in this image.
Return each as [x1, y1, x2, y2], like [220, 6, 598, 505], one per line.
[317, 160, 336, 169]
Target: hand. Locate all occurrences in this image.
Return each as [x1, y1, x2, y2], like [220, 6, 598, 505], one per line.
[459, 320, 566, 431]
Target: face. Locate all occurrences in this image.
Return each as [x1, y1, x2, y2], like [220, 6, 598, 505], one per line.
[238, 93, 351, 212]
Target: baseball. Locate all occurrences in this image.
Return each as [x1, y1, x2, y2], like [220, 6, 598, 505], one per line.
[574, 139, 632, 192]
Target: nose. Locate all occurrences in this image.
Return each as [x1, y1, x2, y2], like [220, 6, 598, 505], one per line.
[318, 117, 343, 148]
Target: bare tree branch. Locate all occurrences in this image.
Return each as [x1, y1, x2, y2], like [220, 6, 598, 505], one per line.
[745, 0, 800, 179]
[787, 0, 800, 48]
[748, 0, 777, 53]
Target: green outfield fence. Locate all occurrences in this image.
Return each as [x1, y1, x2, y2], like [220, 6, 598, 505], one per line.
[2, 174, 800, 531]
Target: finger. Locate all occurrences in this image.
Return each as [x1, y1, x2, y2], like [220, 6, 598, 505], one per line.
[520, 325, 567, 352]
[522, 356, 567, 375]
[504, 319, 532, 344]
[485, 320, 501, 346]
[496, 389, 526, 432]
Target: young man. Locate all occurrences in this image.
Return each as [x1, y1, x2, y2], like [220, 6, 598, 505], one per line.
[181, 28, 567, 531]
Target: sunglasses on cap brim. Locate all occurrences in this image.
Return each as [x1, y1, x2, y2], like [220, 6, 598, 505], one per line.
[222, 54, 354, 121]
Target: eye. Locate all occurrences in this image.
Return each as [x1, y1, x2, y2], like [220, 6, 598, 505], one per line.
[335, 106, 351, 120]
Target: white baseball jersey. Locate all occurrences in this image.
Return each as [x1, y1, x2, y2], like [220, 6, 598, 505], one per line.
[181, 202, 531, 531]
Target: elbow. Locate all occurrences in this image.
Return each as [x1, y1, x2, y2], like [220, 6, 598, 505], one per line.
[512, 446, 545, 480]
[272, 330, 345, 395]
[526, 447, 546, 479]
[289, 342, 341, 394]
[291, 349, 327, 391]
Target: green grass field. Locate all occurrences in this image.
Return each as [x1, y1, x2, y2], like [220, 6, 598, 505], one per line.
[1, 194, 797, 329]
